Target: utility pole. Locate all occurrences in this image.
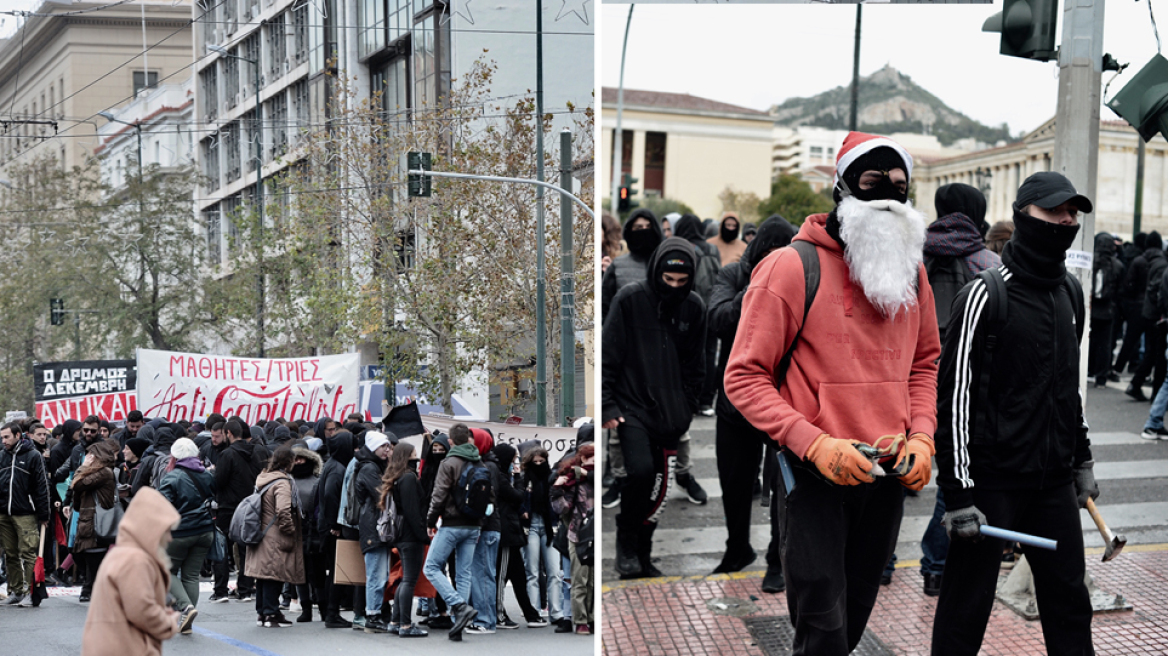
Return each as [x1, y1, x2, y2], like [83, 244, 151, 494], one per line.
[1050, 0, 1103, 392]
[849, 5, 861, 133]
[1134, 139, 1146, 236]
[535, 0, 547, 426]
[610, 5, 634, 219]
[559, 129, 575, 424]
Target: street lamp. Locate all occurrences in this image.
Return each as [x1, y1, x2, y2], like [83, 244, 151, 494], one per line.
[98, 110, 142, 179]
[209, 43, 266, 358]
[975, 166, 993, 196]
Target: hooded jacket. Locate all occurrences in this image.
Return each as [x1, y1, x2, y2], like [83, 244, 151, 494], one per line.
[0, 437, 51, 522]
[49, 421, 79, 480]
[489, 443, 525, 547]
[934, 182, 989, 239]
[425, 442, 492, 529]
[244, 470, 306, 584]
[80, 487, 180, 656]
[709, 217, 798, 426]
[707, 213, 748, 266]
[316, 431, 353, 535]
[156, 460, 215, 538]
[69, 439, 119, 552]
[1143, 246, 1168, 321]
[601, 237, 707, 443]
[353, 444, 389, 553]
[419, 434, 449, 501]
[923, 212, 1002, 278]
[1092, 232, 1124, 321]
[601, 208, 665, 317]
[390, 468, 429, 546]
[471, 429, 502, 534]
[214, 439, 270, 512]
[724, 212, 941, 461]
[936, 210, 1092, 510]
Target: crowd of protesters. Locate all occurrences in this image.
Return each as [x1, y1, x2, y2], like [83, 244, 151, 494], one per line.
[0, 409, 595, 648]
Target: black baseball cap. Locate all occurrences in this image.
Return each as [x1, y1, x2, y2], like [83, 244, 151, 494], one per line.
[1013, 171, 1093, 214]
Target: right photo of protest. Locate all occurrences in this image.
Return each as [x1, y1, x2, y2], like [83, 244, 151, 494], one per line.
[599, 1, 1168, 654]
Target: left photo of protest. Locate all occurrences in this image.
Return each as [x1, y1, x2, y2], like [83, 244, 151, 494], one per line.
[0, 0, 596, 652]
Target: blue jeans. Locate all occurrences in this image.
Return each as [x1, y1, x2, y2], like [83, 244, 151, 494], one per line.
[524, 515, 563, 620]
[1146, 345, 1168, 430]
[423, 526, 480, 609]
[561, 554, 572, 622]
[364, 547, 391, 615]
[920, 487, 949, 576]
[471, 530, 500, 629]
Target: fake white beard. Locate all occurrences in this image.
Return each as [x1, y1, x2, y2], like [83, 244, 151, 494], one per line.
[837, 195, 927, 319]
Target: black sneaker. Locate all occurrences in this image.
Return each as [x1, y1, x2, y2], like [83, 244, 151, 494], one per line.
[601, 480, 622, 509]
[1126, 384, 1148, 402]
[761, 568, 785, 593]
[450, 603, 477, 635]
[1142, 426, 1168, 440]
[498, 617, 520, 629]
[923, 573, 942, 597]
[712, 549, 756, 574]
[880, 572, 893, 586]
[324, 615, 353, 629]
[429, 615, 454, 630]
[554, 618, 573, 633]
[399, 625, 428, 637]
[678, 474, 708, 505]
[209, 592, 230, 603]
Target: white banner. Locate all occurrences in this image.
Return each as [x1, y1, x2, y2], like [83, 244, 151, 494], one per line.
[419, 415, 582, 466]
[136, 348, 360, 424]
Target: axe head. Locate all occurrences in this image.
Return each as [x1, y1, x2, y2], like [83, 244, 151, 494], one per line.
[1101, 532, 1127, 562]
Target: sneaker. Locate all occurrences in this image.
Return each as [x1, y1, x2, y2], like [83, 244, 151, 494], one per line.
[79, 594, 91, 603]
[387, 623, 400, 635]
[450, 603, 477, 634]
[2, 594, 24, 606]
[1126, 384, 1148, 402]
[399, 625, 429, 638]
[880, 572, 893, 586]
[279, 598, 291, 611]
[575, 624, 591, 635]
[698, 405, 715, 417]
[227, 589, 241, 601]
[601, 483, 621, 509]
[209, 593, 230, 603]
[498, 617, 519, 629]
[712, 548, 756, 574]
[257, 615, 266, 627]
[678, 474, 708, 505]
[364, 615, 390, 633]
[554, 618, 573, 633]
[236, 592, 255, 603]
[17, 595, 34, 608]
[270, 612, 294, 628]
[288, 599, 301, 613]
[428, 615, 453, 630]
[1142, 426, 1168, 440]
[923, 573, 942, 597]
[526, 617, 548, 628]
[465, 625, 495, 635]
[351, 616, 368, 630]
[324, 615, 353, 629]
[761, 567, 785, 594]
[178, 606, 199, 634]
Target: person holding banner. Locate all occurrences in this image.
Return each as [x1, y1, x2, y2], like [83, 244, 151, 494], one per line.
[0, 422, 51, 607]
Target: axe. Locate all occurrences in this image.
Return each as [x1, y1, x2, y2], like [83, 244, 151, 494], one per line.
[1085, 498, 1126, 562]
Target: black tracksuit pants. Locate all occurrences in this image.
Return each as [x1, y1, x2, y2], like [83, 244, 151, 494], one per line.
[1113, 302, 1146, 373]
[777, 460, 904, 656]
[715, 415, 779, 564]
[617, 418, 674, 533]
[1088, 318, 1114, 382]
[932, 483, 1093, 656]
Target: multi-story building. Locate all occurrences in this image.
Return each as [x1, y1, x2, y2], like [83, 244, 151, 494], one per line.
[94, 80, 195, 190]
[0, 0, 193, 175]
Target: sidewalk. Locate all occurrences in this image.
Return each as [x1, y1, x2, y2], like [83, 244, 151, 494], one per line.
[601, 544, 1168, 655]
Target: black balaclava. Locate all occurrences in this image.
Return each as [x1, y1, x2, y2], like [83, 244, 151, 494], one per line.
[1003, 207, 1080, 288]
[828, 146, 911, 247]
[743, 215, 798, 273]
[1146, 231, 1163, 254]
[720, 215, 740, 243]
[623, 208, 663, 258]
[673, 214, 706, 247]
[649, 238, 697, 307]
[935, 182, 988, 235]
[329, 430, 355, 467]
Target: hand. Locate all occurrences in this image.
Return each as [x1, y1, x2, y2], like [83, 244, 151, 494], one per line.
[897, 434, 935, 492]
[942, 505, 987, 542]
[1072, 460, 1100, 509]
[804, 434, 875, 485]
[602, 416, 624, 430]
[554, 475, 569, 486]
[601, 255, 612, 272]
[427, 527, 437, 538]
[330, 529, 340, 537]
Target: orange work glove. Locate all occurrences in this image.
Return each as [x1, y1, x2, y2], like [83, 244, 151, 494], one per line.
[897, 433, 935, 491]
[804, 434, 875, 486]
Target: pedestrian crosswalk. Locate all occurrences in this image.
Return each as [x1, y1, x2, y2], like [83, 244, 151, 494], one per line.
[601, 425, 1168, 576]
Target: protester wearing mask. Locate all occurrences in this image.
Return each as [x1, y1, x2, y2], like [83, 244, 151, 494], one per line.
[603, 237, 707, 579]
[489, 442, 541, 628]
[290, 439, 324, 622]
[316, 429, 355, 628]
[725, 132, 940, 656]
[932, 172, 1097, 655]
[550, 442, 595, 635]
[707, 212, 747, 266]
[707, 216, 797, 586]
[416, 434, 450, 627]
[380, 442, 429, 637]
[601, 208, 664, 318]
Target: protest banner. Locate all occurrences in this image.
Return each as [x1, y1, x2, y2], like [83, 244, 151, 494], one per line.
[136, 348, 360, 423]
[33, 360, 137, 429]
[419, 415, 582, 466]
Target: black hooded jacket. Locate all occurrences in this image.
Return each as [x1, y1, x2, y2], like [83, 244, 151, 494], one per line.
[1092, 233, 1125, 321]
[214, 439, 271, 511]
[316, 431, 353, 535]
[708, 216, 798, 425]
[48, 420, 80, 480]
[602, 237, 707, 442]
[935, 182, 988, 238]
[419, 435, 449, 501]
[1143, 247, 1168, 320]
[490, 443, 525, 547]
[353, 445, 388, 553]
[601, 208, 665, 317]
[1, 438, 51, 521]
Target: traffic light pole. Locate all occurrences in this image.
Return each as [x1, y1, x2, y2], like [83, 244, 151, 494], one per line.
[559, 130, 575, 424]
[407, 170, 595, 218]
[1050, 0, 1103, 396]
[610, 5, 634, 218]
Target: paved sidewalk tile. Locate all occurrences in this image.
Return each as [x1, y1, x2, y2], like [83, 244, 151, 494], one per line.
[602, 548, 1168, 655]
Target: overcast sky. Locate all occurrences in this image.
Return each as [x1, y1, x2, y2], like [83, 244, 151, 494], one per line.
[600, 1, 1163, 137]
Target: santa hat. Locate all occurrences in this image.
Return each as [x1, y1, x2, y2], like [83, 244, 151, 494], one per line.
[834, 132, 913, 187]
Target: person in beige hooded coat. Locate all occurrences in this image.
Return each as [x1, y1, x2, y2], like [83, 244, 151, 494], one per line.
[81, 486, 181, 656]
[245, 445, 305, 627]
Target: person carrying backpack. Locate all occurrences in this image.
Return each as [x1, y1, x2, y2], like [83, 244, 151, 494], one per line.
[1090, 232, 1125, 387]
[244, 445, 305, 629]
[420, 423, 492, 641]
[932, 172, 1098, 655]
[211, 420, 270, 603]
[916, 182, 1001, 597]
[724, 132, 939, 656]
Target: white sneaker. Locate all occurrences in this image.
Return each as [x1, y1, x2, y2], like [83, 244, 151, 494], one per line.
[289, 599, 302, 613]
[465, 625, 495, 635]
[1141, 426, 1168, 440]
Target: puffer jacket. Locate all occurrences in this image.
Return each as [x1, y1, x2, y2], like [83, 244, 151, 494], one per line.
[0, 438, 51, 522]
[244, 470, 306, 584]
[156, 463, 215, 538]
[601, 207, 664, 317]
[69, 439, 119, 552]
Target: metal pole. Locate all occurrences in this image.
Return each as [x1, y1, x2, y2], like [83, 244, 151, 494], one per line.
[535, 0, 546, 426]
[408, 170, 594, 217]
[74, 312, 81, 361]
[610, 5, 633, 218]
[849, 5, 861, 133]
[135, 124, 142, 176]
[1135, 138, 1146, 236]
[559, 129, 574, 424]
[1050, 0, 1103, 397]
[255, 58, 265, 358]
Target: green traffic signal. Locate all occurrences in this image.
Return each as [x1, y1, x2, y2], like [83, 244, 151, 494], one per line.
[407, 151, 432, 198]
[1107, 54, 1168, 143]
[983, 0, 1057, 62]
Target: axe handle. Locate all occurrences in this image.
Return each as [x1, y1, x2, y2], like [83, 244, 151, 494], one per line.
[1086, 498, 1111, 540]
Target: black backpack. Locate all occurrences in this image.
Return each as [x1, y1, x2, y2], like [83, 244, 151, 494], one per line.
[456, 461, 493, 519]
[576, 510, 594, 567]
[924, 254, 974, 341]
[691, 243, 721, 303]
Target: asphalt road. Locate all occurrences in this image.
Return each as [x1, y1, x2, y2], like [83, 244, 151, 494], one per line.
[600, 374, 1168, 580]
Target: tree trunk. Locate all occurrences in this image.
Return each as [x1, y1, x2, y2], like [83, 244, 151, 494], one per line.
[437, 333, 455, 415]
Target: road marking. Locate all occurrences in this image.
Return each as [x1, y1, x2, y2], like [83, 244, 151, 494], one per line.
[192, 627, 285, 656]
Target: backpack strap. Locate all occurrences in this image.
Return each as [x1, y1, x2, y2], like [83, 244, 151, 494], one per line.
[775, 240, 820, 389]
[255, 478, 282, 539]
[972, 267, 1008, 445]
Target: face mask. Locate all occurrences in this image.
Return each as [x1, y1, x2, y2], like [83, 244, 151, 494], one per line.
[659, 283, 690, 306]
[721, 224, 738, 243]
[848, 173, 908, 205]
[1013, 209, 1081, 257]
[625, 228, 660, 256]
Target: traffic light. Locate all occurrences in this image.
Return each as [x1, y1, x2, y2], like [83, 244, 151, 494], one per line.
[618, 185, 630, 212]
[1107, 54, 1168, 143]
[407, 151, 432, 198]
[619, 173, 639, 213]
[982, 0, 1058, 62]
[50, 298, 64, 326]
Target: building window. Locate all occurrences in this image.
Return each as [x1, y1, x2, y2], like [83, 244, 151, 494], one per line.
[223, 194, 242, 253]
[133, 71, 158, 96]
[612, 129, 632, 173]
[224, 0, 236, 29]
[243, 33, 261, 91]
[200, 66, 219, 121]
[292, 3, 309, 63]
[644, 131, 666, 197]
[292, 79, 310, 141]
[372, 57, 408, 117]
[266, 91, 287, 160]
[358, 0, 385, 59]
[267, 13, 287, 81]
[205, 205, 222, 266]
[224, 54, 240, 108]
[224, 123, 241, 182]
[395, 228, 415, 272]
[388, 0, 408, 43]
[243, 109, 258, 172]
[809, 145, 823, 159]
[202, 136, 220, 191]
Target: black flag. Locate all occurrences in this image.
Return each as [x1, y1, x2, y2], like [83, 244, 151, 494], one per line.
[384, 401, 426, 439]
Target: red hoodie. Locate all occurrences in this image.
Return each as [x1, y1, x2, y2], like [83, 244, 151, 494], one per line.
[724, 213, 940, 460]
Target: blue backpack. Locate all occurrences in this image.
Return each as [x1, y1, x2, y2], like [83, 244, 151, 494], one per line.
[457, 461, 492, 519]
